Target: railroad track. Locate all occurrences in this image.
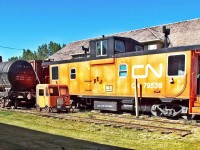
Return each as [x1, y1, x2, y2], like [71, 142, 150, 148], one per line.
[92, 113, 198, 127]
[0, 108, 195, 137]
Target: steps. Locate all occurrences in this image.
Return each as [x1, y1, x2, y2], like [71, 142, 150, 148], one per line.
[192, 106, 200, 113]
[192, 100, 200, 113]
[194, 102, 200, 107]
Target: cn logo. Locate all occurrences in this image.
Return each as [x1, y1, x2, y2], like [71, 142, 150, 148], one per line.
[132, 64, 163, 79]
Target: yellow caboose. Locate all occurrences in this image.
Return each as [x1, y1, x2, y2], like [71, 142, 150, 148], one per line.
[45, 36, 200, 118]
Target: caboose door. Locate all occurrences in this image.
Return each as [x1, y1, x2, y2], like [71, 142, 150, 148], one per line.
[165, 53, 187, 97]
[36, 86, 47, 108]
[91, 65, 103, 94]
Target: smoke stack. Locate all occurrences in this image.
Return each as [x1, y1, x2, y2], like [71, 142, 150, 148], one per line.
[163, 26, 170, 48]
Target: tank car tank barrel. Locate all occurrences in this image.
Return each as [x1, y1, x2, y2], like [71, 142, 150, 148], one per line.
[0, 60, 37, 91]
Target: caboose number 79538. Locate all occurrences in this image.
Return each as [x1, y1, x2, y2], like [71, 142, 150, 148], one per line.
[44, 35, 200, 119]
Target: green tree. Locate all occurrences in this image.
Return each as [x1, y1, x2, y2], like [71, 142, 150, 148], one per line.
[8, 41, 65, 61]
[48, 41, 62, 56]
[62, 43, 66, 48]
[21, 49, 37, 60]
[36, 41, 65, 60]
[37, 44, 49, 60]
[8, 56, 20, 61]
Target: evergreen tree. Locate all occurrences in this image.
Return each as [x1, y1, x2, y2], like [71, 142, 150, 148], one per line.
[48, 41, 62, 56]
[21, 49, 37, 60]
[8, 56, 20, 61]
[8, 41, 65, 61]
[37, 44, 49, 59]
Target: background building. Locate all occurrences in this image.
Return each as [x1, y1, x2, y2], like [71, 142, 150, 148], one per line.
[49, 18, 200, 61]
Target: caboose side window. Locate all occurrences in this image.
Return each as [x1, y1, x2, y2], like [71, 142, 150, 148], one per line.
[70, 68, 76, 79]
[96, 40, 107, 56]
[168, 54, 185, 76]
[115, 40, 125, 53]
[52, 66, 59, 80]
[119, 64, 128, 78]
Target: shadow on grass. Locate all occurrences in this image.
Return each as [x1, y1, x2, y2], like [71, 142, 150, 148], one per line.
[0, 123, 131, 150]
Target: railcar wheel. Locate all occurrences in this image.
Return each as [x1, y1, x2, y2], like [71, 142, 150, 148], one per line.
[70, 106, 75, 113]
[151, 103, 188, 118]
[14, 99, 18, 109]
[151, 104, 162, 117]
[182, 114, 195, 120]
[76, 102, 80, 109]
[36, 105, 42, 111]
[45, 106, 52, 112]
[44, 106, 50, 112]
[48, 107, 52, 112]
[4, 99, 11, 107]
[52, 107, 57, 113]
[0, 99, 5, 108]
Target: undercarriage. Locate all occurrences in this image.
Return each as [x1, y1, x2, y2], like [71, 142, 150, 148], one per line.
[151, 103, 188, 118]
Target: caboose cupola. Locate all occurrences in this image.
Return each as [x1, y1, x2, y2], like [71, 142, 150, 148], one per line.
[89, 36, 143, 60]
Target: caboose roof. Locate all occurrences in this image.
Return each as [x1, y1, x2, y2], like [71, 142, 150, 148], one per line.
[49, 18, 200, 61]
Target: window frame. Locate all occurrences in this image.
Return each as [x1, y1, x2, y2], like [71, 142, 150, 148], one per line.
[51, 66, 59, 80]
[119, 64, 128, 78]
[96, 40, 108, 57]
[167, 54, 186, 77]
[70, 68, 76, 80]
[49, 87, 59, 96]
[39, 89, 44, 96]
[115, 40, 125, 53]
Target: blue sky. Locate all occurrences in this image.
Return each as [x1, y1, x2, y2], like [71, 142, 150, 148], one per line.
[0, 0, 200, 61]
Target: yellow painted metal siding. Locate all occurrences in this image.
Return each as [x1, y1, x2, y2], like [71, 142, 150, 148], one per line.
[101, 64, 115, 95]
[145, 54, 166, 97]
[67, 63, 79, 94]
[78, 61, 91, 94]
[49, 51, 191, 99]
[59, 64, 69, 85]
[165, 51, 190, 98]
[115, 58, 131, 96]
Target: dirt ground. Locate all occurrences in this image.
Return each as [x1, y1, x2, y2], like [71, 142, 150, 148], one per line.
[0, 123, 129, 150]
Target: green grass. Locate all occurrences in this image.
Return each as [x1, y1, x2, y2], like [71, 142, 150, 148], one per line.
[0, 110, 200, 150]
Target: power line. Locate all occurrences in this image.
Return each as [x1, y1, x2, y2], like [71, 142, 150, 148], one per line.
[0, 45, 24, 51]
